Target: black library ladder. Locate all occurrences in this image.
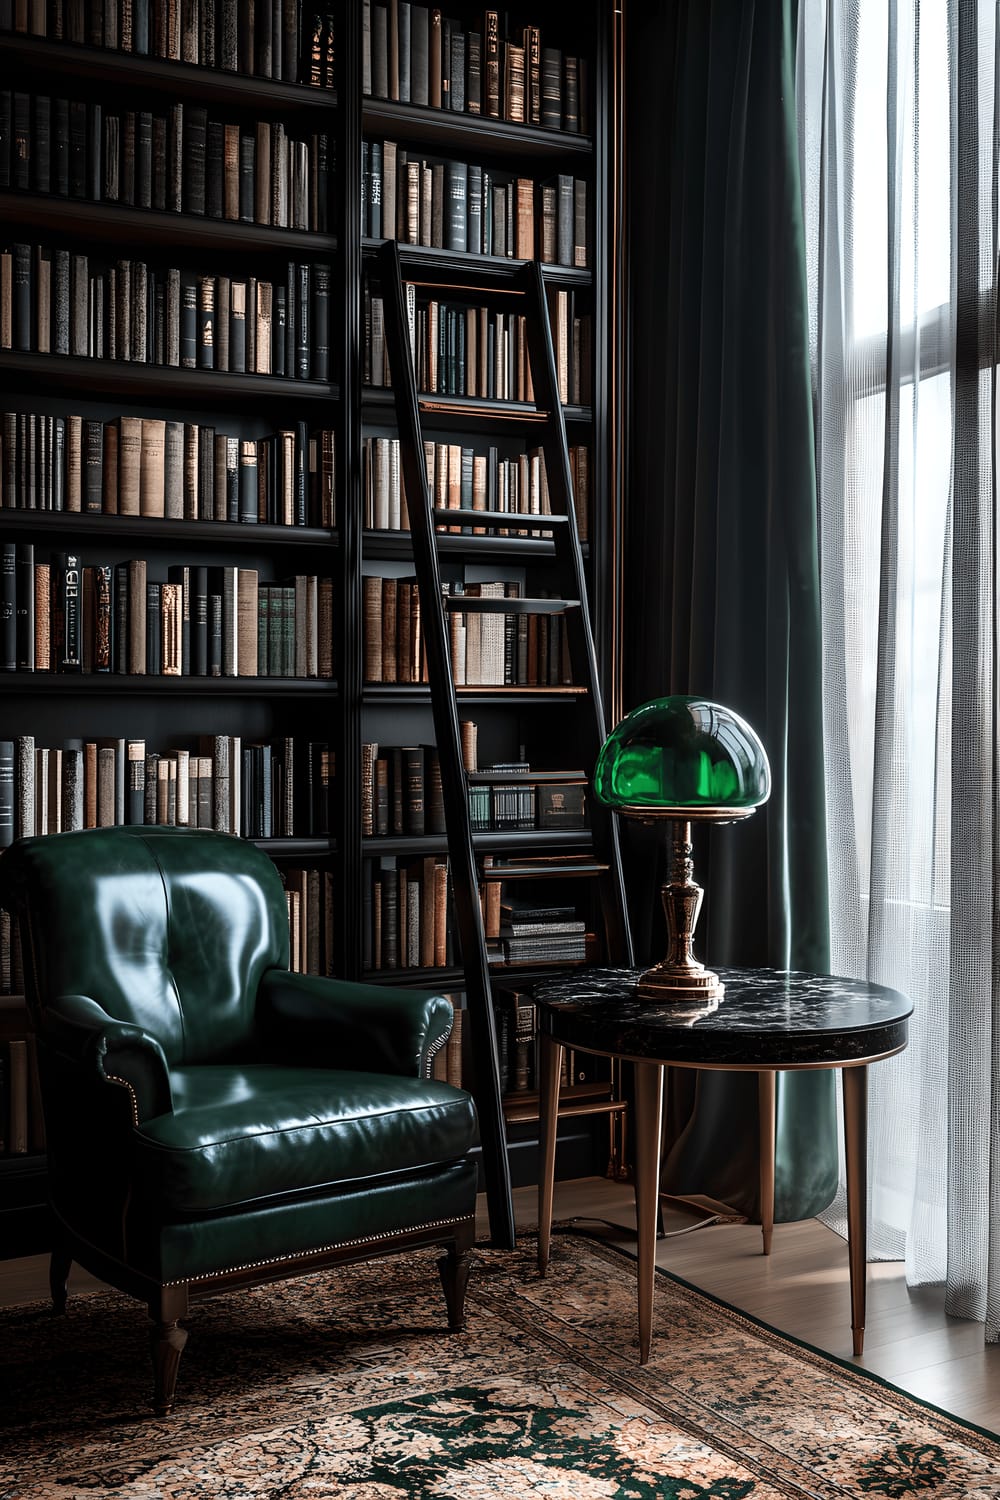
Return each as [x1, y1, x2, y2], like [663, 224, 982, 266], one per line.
[377, 238, 633, 1248]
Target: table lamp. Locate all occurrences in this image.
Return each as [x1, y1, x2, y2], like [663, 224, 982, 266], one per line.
[594, 695, 771, 1008]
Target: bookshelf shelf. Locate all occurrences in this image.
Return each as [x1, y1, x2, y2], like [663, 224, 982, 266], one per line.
[0, 192, 339, 261]
[0, 355, 339, 412]
[362, 389, 591, 428]
[0, 34, 339, 115]
[362, 830, 594, 857]
[362, 99, 591, 160]
[364, 528, 567, 561]
[0, 512, 338, 551]
[0, 676, 338, 697]
[361, 239, 592, 287]
[254, 838, 338, 856]
[362, 685, 590, 705]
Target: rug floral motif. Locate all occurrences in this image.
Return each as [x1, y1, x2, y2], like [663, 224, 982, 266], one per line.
[1, 1232, 998, 1498]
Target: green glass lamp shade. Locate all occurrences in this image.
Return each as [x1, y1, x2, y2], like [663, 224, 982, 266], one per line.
[594, 695, 771, 812]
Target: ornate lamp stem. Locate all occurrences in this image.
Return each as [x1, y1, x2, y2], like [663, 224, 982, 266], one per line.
[635, 819, 724, 1007]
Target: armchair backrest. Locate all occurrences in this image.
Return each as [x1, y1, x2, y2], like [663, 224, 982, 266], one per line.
[3, 826, 290, 1064]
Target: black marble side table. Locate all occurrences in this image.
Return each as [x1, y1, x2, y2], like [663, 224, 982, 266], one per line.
[533, 966, 912, 1365]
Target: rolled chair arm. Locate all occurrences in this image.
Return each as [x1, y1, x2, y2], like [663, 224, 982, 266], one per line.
[257, 970, 454, 1079]
[45, 993, 173, 1122]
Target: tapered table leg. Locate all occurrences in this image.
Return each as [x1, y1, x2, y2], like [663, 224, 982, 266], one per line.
[633, 1060, 665, 1364]
[758, 1070, 776, 1256]
[537, 1034, 563, 1273]
[842, 1064, 868, 1356]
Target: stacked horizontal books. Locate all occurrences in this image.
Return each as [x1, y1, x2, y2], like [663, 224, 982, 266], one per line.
[0, 548, 334, 677]
[0, 412, 336, 526]
[0, 732, 334, 841]
[493, 899, 587, 965]
[362, 141, 587, 266]
[363, 5, 587, 134]
[0, 245, 332, 380]
[364, 279, 590, 404]
[0, 1, 336, 86]
[1, 93, 332, 231]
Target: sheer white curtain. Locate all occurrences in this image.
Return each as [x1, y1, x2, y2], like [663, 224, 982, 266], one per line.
[798, 0, 1000, 1339]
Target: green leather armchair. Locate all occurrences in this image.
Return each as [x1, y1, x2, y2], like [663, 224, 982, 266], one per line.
[1, 825, 479, 1415]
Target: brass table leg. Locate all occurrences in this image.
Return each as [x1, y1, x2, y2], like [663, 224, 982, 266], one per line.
[537, 1034, 563, 1274]
[758, 1070, 776, 1256]
[633, 1060, 665, 1364]
[843, 1063, 868, 1356]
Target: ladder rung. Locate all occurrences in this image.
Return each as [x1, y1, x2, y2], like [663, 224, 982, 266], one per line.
[444, 596, 579, 614]
[433, 508, 569, 530]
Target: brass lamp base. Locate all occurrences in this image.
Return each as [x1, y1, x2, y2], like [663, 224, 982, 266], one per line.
[619, 805, 757, 1010]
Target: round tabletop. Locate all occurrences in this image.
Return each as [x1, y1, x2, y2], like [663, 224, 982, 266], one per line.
[532, 966, 913, 1068]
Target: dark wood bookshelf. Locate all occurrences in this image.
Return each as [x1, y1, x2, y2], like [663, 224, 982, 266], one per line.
[0, 0, 625, 1254]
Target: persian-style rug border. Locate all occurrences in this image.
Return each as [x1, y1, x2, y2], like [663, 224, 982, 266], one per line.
[550, 1226, 1000, 1447]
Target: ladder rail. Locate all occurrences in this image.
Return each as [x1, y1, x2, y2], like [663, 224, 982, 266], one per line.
[377, 240, 516, 1249]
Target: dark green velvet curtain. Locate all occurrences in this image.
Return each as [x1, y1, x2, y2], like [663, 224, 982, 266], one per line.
[623, 0, 836, 1220]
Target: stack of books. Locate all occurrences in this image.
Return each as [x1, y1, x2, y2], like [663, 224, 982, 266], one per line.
[495, 899, 587, 965]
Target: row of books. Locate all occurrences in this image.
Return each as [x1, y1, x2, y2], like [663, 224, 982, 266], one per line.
[493, 990, 609, 1096]
[0, 733, 335, 842]
[363, 5, 588, 135]
[0, 411, 336, 526]
[468, 770, 587, 834]
[365, 282, 591, 405]
[428, 1002, 464, 1087]
[0, 1026, 44, 1154]
[361, 741, 445, 838]
[0, 245, 333, 381]
[362, 435, 588, 542]
[362, 574, 573, 687]
[284, 866, 336, 977]
[362, 142, 587, 267]
[1, 93, 333, 233]
[0, 0, 336, 87]
[363, 851, 455, 971]
[0, 549, 334, 677]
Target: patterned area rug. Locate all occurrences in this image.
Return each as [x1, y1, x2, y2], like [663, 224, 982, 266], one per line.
[1, 1231, 998, 1498]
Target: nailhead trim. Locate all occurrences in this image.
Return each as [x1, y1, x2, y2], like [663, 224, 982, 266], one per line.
[103, 1072, 140, 1126]
[165, 1215, 470, 1286]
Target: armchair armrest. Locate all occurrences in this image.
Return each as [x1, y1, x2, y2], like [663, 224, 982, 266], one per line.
[44, 993, 173, 1123]
[257, 970, 454, 1079]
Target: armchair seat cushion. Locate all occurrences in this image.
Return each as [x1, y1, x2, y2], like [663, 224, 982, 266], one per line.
[134, 1065, 478, 1216]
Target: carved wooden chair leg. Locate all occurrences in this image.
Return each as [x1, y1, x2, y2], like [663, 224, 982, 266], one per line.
[148, 1285, 190, 1416]
[437, 1221, 475, 1331]
[49, 1244, 73, 1315]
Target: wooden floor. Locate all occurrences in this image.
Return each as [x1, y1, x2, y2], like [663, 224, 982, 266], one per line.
[3, 1176, 998, 1436]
